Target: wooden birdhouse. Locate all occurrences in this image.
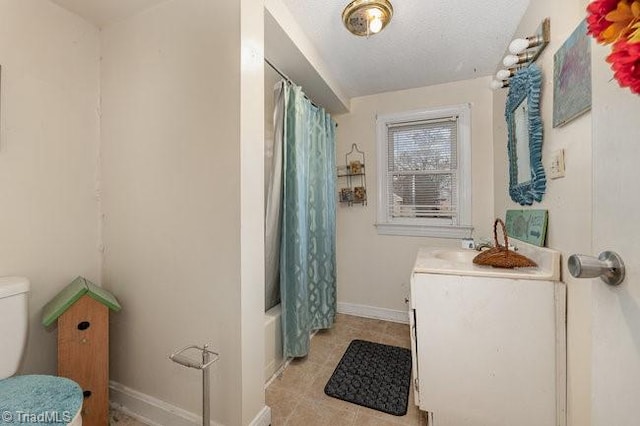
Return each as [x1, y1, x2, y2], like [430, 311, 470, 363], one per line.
[42, 276, 121, 426]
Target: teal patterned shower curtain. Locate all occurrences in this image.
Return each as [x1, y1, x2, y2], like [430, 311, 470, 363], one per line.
[280, 83, 337, 358]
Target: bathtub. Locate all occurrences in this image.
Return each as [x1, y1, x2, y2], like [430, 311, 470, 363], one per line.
[264, 304, 285, 382]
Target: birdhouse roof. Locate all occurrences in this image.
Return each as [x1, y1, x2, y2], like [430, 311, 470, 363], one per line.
[42, 276, 121, 327]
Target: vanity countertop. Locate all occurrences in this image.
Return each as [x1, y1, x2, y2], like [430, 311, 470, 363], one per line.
[413, 242, 561, 281]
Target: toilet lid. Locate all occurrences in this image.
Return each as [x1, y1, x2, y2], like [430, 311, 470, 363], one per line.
[0, 375, 83, 425]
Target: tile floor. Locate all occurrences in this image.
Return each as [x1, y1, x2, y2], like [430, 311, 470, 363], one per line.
[266, 313, 426, 426]
[109, 409, 146, 426]
[109, 313, 425, 426]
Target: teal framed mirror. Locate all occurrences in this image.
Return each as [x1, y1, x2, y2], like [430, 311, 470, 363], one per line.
[505, 64, 546, 205]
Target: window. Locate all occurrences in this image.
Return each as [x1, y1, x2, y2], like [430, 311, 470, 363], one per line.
[375, 104, 472, 238]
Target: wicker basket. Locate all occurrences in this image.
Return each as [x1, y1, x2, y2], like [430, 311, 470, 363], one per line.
[473, 219, 537, 269]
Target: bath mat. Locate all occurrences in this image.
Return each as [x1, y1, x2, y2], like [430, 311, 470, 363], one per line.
[324, 339, 412, 416]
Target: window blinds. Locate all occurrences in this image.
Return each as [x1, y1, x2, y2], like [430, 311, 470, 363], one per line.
[387, 116, 458, 221]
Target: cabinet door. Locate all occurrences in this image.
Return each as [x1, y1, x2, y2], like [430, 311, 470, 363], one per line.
[412, 273, 561, 426]
[409, 308, 420, 407]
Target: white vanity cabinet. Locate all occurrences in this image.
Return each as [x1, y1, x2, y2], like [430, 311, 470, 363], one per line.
[409, 247, 566, 426]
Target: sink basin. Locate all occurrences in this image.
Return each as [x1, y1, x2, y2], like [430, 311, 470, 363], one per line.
[413, 244, 561, 281]
[434, 250, 478, 263]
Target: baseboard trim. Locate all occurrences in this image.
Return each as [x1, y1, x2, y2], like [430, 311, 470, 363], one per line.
[110, 380, 271, 426]
[337, 302, 409, 324]
[265, 356, 293, 389]
[110, 380, 227, 426]
[248, 405, 271, 426]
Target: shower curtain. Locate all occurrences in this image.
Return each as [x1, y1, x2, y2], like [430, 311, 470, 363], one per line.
[264, 83, 285, 311]
[279, 82, 337, 358]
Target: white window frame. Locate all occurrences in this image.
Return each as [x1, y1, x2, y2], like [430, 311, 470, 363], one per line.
[375, 104, 473, 238]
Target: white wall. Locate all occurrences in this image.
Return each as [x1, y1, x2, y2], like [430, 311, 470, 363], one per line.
[0, 0, 101, 375]
[334, 77, 495, 314]
[492, 2, 592, 425]
[0, 1, 264, 423]
[100, 0, 263, 424]
[239, 0, 266, 423]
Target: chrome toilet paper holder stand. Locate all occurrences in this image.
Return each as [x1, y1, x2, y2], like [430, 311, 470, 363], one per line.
[170, 343, 220, 426]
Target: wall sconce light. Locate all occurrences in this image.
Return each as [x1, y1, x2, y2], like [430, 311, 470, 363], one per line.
[342, 0, 394, 37]
[492, 18, 550, 89]
[490, 80, 510, 90]
[503, 18, 550, 68]
[491, 67, 523, 90]
[509, 35, 545, 55]
[502, 51, 536, 67]
[496, 69, 516, 80]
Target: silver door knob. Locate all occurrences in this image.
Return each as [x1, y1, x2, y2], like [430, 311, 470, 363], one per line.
[568, 251, 625, 286]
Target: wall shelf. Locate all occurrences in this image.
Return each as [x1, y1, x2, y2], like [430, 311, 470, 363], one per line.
[338, 143, 367, 206]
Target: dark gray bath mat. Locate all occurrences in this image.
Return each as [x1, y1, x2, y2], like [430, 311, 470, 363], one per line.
[324, 339, 412, 416]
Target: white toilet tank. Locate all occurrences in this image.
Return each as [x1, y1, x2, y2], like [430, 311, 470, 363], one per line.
[0, 277, 30, 379]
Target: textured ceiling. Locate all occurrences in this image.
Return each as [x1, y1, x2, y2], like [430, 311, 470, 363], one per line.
[49, 0, 531, 100]
[49, 0, 167, 27]
[281, 0, 530, 98]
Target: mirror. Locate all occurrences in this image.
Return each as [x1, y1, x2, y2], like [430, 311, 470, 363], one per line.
[505, 64, 546, 205]
[513, 98, 531, 183]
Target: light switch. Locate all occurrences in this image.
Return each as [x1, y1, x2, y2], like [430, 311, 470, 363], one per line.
[549, 149, 565, 179]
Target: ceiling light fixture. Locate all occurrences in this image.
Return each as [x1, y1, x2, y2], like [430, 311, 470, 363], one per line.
[342, 0, 393, 37]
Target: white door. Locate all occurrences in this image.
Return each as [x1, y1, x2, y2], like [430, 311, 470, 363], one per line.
[590, 43, 640, 425]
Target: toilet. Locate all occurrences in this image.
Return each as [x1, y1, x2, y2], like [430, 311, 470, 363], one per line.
[0, 277, 83, 425]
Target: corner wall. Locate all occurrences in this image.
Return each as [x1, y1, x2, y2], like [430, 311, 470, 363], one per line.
[334, 76, 495, 315]
[240, 0, 266, 423]
[492, 2, 592, 425]
[99, 1, 260, 424]
[0, 0, 101, 375]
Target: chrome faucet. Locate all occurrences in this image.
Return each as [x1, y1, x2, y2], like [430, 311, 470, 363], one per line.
[475, 242, 493, 251]
[475, 241, 518, 251]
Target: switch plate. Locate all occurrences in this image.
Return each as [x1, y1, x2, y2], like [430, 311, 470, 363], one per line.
[549, 149, 565, 179]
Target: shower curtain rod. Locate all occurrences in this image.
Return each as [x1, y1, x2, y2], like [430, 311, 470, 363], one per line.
[264, 58, 321, 110]
[265, 58, 293, 85]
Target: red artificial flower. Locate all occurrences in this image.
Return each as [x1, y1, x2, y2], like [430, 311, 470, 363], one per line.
[587, 0, 621, 42]
[606, 39, 640, 94]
